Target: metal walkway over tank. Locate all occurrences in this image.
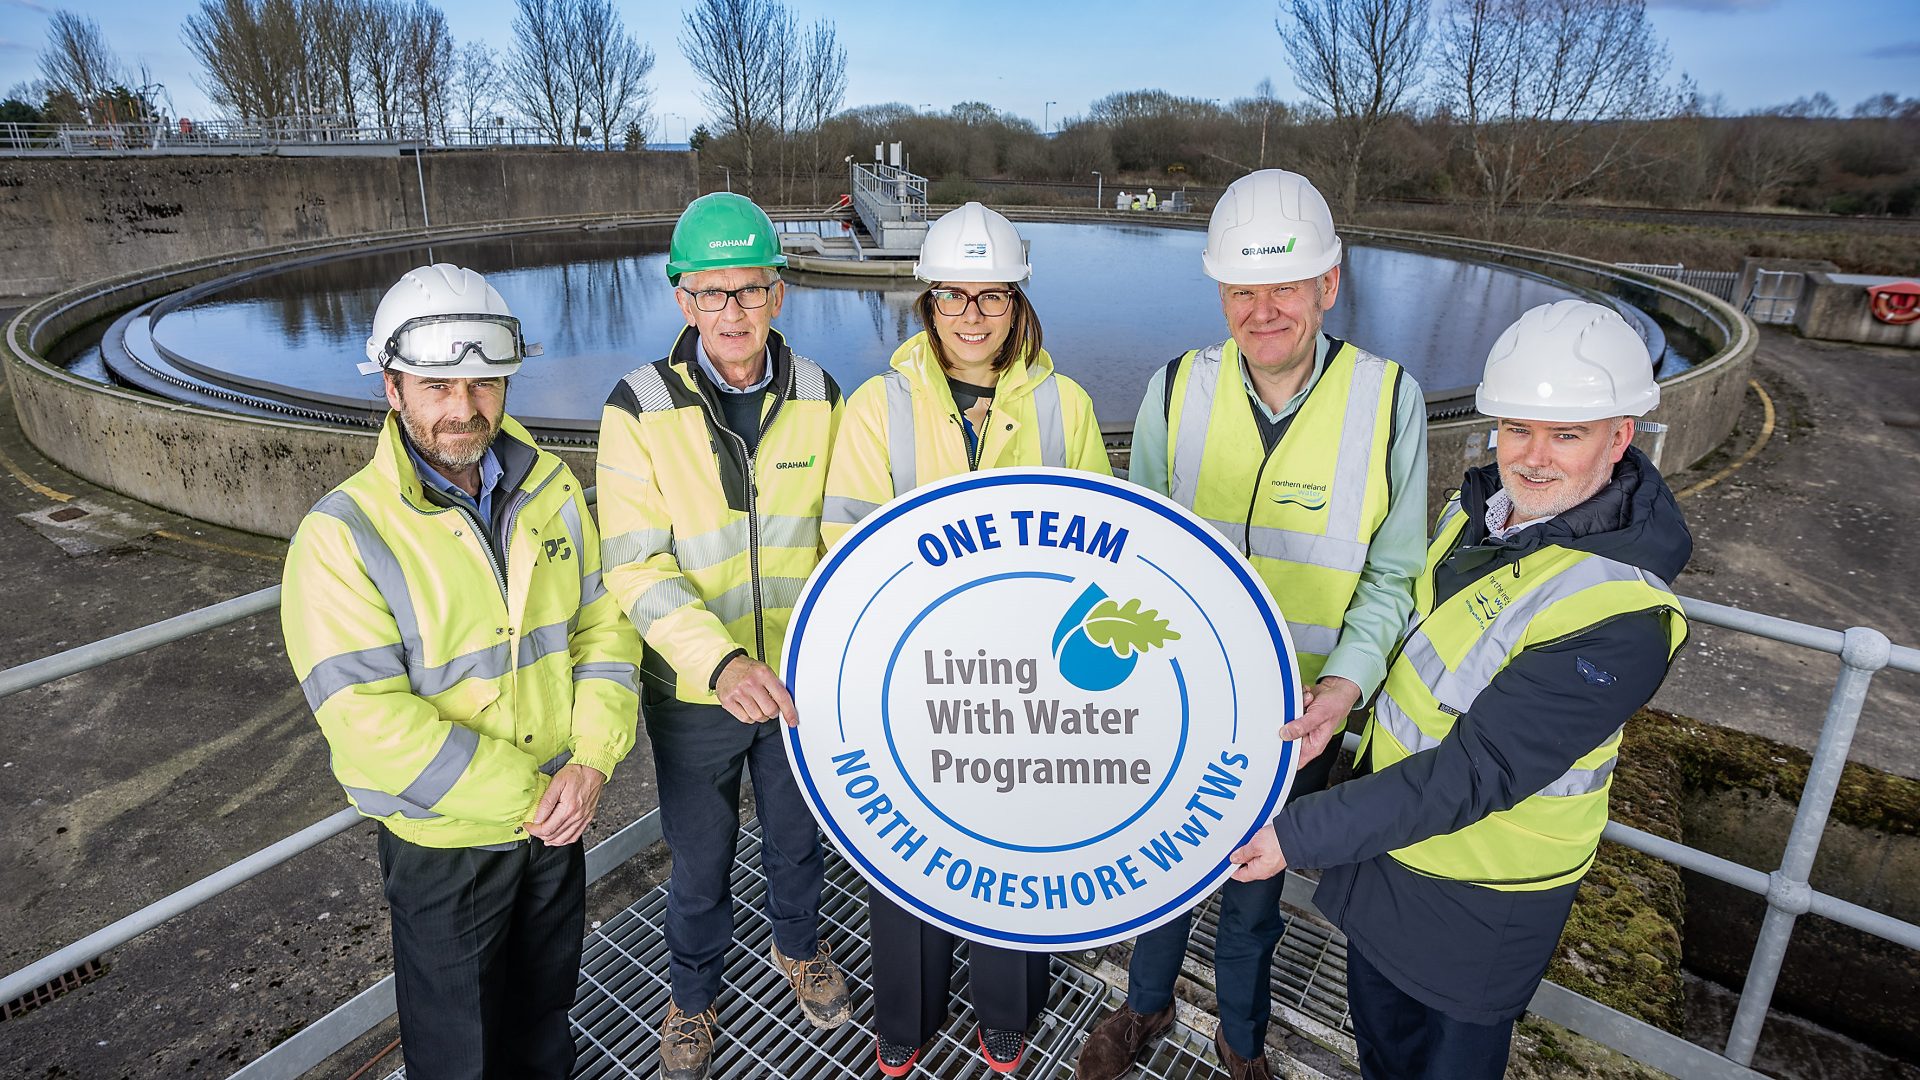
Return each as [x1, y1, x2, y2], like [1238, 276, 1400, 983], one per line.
[383, 819, 1346, 1080]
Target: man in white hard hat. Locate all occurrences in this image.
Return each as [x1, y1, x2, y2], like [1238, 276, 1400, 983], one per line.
[282, 264, 640, 1079]
[1080, 169, 1428, 1080]
[1223, 299, 1692, 1077]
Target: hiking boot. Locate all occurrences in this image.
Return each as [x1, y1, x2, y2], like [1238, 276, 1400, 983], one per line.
[978, 1026, 1027, 1073]
[876, 1034, 923, 1077]
[1212, 1024, 1274, 1080]
[1076, 1003, 1174, 1079]
[659, 1001, 716, 1080]
[770, 940, 852, 1028]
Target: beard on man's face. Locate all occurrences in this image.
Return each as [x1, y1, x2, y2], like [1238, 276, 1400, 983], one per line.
[392, 383, 502, 471]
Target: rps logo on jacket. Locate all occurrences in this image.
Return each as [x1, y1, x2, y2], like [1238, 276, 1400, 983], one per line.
[541, 536, 573, 562]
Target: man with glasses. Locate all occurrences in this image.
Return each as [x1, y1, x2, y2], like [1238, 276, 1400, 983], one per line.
[282, 264, 639, 1080]
[597, 193, 849, 1080]
[1078, 170, 1427, 1080]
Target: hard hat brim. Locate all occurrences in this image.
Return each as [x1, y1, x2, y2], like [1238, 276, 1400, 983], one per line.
[1475, 385, 1660, 422]
[913, 262, 1031, 284]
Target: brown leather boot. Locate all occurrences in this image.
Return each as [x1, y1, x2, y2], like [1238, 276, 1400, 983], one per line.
[770, 940, 852, 1029]
[1212, 1024, 1275, 1080]
[659, 1001, 716, 1080]
[1075, 1002, 1175, 1080]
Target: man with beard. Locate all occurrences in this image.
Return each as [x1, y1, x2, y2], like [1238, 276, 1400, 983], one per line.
[281, 264, 639, 1080]
[1224, 300, 1692, 1078]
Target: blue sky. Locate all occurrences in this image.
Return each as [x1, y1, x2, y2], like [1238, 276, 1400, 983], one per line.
[2, 0, 1915, 127]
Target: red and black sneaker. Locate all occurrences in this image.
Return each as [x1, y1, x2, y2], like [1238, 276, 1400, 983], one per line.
[876, 1035, 922, 1077]
[978, 1027, 1027, 1073]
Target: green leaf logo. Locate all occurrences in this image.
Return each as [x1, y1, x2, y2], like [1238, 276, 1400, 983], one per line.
[1081, 598, 1181, 659]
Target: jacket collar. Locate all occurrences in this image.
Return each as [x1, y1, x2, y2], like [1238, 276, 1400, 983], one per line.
[1454, 446, 1692, 583]
[374, 412, 544, 513]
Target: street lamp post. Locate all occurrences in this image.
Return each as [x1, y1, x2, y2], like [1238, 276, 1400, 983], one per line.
[719, 165, 731, 192]
[667, 112, 688, 142]
[1045, 100, 1058, 132]
[1091, 171, 1102, 209]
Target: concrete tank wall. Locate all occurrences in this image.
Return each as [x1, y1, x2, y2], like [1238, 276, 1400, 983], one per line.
[0, 150, 698, 298]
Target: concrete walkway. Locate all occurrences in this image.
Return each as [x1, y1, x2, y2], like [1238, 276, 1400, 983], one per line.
[1653, 328, 1920, 779]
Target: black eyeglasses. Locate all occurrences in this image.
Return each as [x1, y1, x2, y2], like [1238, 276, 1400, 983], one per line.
[930, 288, 1015, 318]
[681, 283, 777, 312]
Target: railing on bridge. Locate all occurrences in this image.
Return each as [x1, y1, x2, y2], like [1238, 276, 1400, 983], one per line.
[1618, 262, 1740, 304]
[0, 117, 605, 155]
[2, 483, 1917, 1079]
[849, 161, 929, 223]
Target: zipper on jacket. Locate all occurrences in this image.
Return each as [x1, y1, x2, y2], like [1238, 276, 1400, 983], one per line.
[450, 503, 509, 598]
[950, 400, 992, 471]
[693, 356, 791, 663]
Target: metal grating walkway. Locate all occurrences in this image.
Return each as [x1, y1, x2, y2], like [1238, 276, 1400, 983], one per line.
[391, 820, 1355, 1078]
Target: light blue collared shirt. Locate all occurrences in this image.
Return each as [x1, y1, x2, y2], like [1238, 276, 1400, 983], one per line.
[1126, 332, 1428, 697]
[405, 438, 505, 528]
[694, 338, 772, 394]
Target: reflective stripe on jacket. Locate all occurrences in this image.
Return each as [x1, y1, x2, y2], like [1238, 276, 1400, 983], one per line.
[281, 414, 640, 848]
[1164, 336, 1399, 683]
[597, 327, 841, 704]
[1366, 501, 1688, 890]
[821, 331, 1111, 546]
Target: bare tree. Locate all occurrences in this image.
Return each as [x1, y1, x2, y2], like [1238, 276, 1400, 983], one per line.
[398, 0, 453, 138]
[451, 40, 502, 135]
[575, 0, 656, 149]
[505, 0, 586, 144]
[798, 18, 847, 201]
[184, 0, 312, 122]
[1277, 0, 1429, 215]
[39, 11, 127, 123]
[1438, 0, 1676, 228]
[307, 0, 363, 124]
[680, 0, 787, 192]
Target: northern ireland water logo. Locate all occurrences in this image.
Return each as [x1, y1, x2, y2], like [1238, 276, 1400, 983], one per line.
[783, 469, 1300, 951]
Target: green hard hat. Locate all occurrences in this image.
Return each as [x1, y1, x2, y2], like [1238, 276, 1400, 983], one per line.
[666, 192, 787, 284]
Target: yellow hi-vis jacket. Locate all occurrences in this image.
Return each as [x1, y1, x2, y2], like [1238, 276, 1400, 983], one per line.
[282, 414, 640, 848]
[1164, 336, 1399, 684]
[1366, 502, 1688, 890]
[821, 331, 1111, 545]
[597, 327, 841, 704]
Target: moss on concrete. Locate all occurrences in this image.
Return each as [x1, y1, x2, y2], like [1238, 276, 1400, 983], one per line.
[1636, 708, 1920, 839]
[1510, 1016, 1676, 1080]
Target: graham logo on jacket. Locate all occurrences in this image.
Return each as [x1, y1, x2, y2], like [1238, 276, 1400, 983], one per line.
[541, 536, 573, 562]
[1269, 480, 1329, 511]
[775, 455, 817, 470]
[1465, 578, 1513, 630]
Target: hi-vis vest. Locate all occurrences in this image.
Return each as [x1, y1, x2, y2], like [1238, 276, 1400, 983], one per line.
[821, 333, 1111, 546]
[1165, 337, 1399, 683]
[282, 415, 640, 849]
[597, 328, 840, 704]
[1367, 501, 1688, 890]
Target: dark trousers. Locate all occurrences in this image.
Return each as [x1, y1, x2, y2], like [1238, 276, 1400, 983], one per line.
[648, 700, 824, 1012]
[867, 886, 1052, 1046]
[1124, 744, 1339, 1059]
[1346, 943, 1514, 1080]
[377, 827, 585, 1080]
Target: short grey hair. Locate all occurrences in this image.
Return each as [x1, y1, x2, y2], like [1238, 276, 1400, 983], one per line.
[679, 266, 781, 291]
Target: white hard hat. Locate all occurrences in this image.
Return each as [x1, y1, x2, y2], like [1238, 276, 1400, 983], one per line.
[359, 263, 542, 378]
[1477, 300, 1659, 422]
[1201, 169, 1342, 285]
[914, 202, 1030, 284]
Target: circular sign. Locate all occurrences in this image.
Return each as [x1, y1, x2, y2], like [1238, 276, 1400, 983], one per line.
[785, 469, 1299, 950]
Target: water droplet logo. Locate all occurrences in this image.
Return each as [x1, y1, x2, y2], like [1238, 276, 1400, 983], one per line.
[1051, 583, 1182, 692]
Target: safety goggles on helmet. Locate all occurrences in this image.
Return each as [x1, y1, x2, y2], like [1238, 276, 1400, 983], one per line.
[376, 313, 543, 369]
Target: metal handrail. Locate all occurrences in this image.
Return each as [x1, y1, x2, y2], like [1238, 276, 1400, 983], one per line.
[2, 533, 1916, 1077]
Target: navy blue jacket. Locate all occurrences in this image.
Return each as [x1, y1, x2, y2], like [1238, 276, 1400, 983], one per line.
[1271, 446, 1691, 1024]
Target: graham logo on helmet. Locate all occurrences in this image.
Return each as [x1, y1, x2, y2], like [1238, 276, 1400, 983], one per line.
[1241, 238, 1298, 257]
[708, 234, 758, 249]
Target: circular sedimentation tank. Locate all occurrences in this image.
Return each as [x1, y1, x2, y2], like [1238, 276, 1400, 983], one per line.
[4, 209, 1755, 537]
[84, 218, 1681, 443]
